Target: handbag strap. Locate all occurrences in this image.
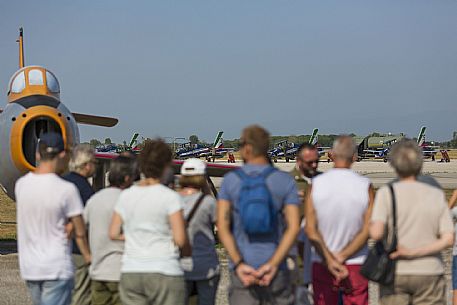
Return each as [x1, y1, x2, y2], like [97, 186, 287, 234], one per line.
[186, 193, 206, 226]
[387, 184, 398, 252]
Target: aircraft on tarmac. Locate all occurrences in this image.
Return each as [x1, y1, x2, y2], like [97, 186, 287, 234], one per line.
[96, 133, 140, 154]
[417, 126, 440, 161]
[175, 131, 234, 160]
[0, 28, 118, 199]
[269, 128, 327, 162]
[0, 28, 237, 199]
[358, 127, 439, 162]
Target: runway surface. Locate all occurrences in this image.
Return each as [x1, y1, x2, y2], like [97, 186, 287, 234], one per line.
[208, 159, 457, 190]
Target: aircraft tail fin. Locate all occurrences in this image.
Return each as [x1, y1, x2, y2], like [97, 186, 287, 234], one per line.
[309, 128, 319, 145]
[129, 133, 139, 149]
[17, 28, 24, 68]
[213, 131, 224, 148]
[417, 126, 426, 146]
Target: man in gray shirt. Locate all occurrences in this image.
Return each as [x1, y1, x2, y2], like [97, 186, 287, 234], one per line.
[84, 156, 137, 305]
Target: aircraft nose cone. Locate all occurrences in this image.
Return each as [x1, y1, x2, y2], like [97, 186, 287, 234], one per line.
[10, 105, 74, 171]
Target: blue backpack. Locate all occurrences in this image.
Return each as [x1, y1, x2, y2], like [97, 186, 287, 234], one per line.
[235, 167, 277, 235]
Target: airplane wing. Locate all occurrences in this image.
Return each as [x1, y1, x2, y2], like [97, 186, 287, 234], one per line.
[172, 160, 237, 177]
[95, 151, 237, 177]
[95, 151, 119, 160]
[363, 149, 381, 153]
[72, 113, 118, 127]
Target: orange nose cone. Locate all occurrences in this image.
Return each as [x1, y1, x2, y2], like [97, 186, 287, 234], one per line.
[10, 105, 72, 172]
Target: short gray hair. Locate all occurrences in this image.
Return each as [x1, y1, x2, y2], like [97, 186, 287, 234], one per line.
[332, 135, 357, 163]
[69, 144, 95, 172]
[389, 138, 423, 178]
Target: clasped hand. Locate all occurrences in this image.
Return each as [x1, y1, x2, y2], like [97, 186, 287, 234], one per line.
[235, 263, 278, 287]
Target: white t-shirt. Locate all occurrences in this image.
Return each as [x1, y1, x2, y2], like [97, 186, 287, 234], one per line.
[114, 184, 184, 276]
[15, 173, 83, 280]
[311, 168, 370, 265]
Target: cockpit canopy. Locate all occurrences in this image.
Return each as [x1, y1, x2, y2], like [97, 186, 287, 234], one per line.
[7, 66, 60, 103]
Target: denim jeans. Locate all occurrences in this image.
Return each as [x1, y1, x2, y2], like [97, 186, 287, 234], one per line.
[26, 279, 74, 305]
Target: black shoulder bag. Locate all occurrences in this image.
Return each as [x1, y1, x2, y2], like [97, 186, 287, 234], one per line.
[360, 184, 397, 285]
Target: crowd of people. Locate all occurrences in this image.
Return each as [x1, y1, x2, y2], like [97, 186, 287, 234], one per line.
[14, 125, 457, 305]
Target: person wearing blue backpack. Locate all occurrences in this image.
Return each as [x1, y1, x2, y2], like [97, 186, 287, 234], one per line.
[217, 125, 301, 305]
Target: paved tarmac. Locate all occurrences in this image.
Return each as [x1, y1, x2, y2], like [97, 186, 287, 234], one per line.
[212, 159, 457, 188]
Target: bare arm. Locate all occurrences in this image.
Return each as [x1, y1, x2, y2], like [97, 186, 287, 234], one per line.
[449, 190, 457, 209]
[336, 185, 375, 262]
[304, 189, 335, 264]
[305, 187, 348, 280]
[70, 215, 91, 263]
[267, 204, 300, 267]
[217, 199, 258, 287]
[391, 232, 454, 259]
[255, 204, 300, 286]
[169, 210, 191, 256]
[217, 199, 243, 265]
[369, 221, 385, 241]
[109, 212, 125, 241]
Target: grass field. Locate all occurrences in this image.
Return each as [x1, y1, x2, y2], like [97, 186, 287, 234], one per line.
[1, 188, 456, 240]
[444, 149, 457, 159]
[0, 190, 16, 240]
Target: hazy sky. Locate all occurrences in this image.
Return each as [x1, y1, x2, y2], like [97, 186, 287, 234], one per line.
[0, 1, 456, 143]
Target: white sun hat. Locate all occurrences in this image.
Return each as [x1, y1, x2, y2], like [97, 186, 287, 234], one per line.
[181, 158, 206, 176]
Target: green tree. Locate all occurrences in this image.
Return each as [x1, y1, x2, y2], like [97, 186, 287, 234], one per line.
[189, 135, 199, 145]
[104, 138, 112, 145]
[89, 139, 102, 147]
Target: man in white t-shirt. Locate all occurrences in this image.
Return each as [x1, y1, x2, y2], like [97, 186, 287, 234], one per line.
[15, 132, 91, 305]
[305, 136, 374, 305]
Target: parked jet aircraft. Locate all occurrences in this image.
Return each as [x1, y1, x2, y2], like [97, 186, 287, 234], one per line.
[417, 126, 439, 161]
[269, 128, 326, 162]
[0, 29, 237, 199]
[96, 133, 140, 153]
[0, 28, 118, 199]
[176, 131, 234, 160]
[358, 127, 439, 162]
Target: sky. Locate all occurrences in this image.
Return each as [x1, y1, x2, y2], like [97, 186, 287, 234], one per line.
[0, 1, 456, 143]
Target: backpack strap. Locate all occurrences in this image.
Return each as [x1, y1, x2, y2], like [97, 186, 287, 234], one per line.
[387, 183, 398, 253]
[186, 193, 206, 226]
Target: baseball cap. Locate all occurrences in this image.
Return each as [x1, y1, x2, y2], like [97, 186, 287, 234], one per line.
[181, 158, 206, 176]
[39, 132, 65, 154]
